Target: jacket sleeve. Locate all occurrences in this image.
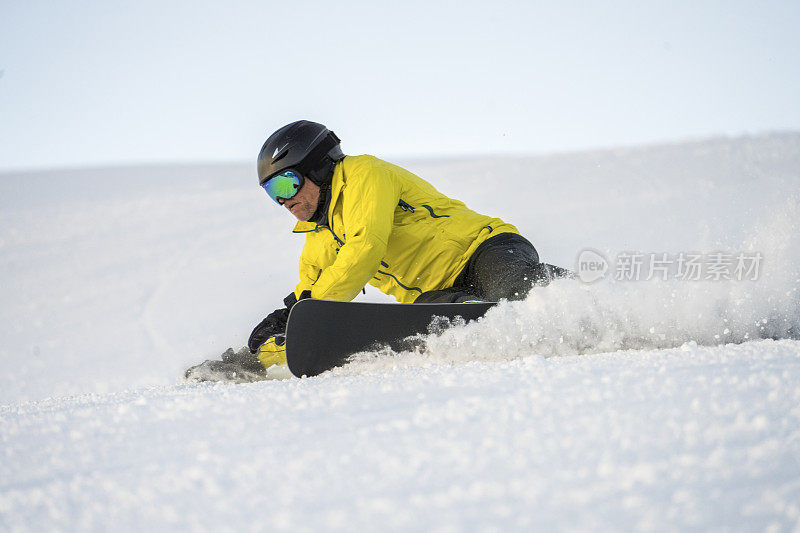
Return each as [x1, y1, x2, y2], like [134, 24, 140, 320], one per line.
[311, 161, 401, 301]
[294, 241, 322, 299]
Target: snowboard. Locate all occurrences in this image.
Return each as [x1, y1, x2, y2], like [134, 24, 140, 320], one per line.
[284, 299, 496, 377]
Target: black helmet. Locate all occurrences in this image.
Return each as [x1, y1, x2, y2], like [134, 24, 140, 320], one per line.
[257, 120, 344, 186]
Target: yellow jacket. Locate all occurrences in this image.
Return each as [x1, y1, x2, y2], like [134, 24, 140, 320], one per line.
[291, 155, 519, 303]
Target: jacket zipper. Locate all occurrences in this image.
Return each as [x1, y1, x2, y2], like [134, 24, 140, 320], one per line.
[320, 225, 344, 246]
[398, 199, 450, 218]
[291, 224, 344, 246]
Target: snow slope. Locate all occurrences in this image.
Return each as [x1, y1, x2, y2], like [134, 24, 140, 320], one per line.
[1, 134, 799, 530]
[2, 341, 799, 531]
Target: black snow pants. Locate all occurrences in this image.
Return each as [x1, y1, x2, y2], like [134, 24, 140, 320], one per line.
[414, 232, 572, 304]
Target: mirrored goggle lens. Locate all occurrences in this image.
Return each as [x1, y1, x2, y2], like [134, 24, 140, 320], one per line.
[263, 170, 301, 204]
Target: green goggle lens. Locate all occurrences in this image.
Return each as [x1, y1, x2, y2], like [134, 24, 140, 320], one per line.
[262, 170, 302, 204]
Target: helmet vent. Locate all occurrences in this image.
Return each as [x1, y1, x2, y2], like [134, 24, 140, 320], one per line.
[272, 150, 289, 164]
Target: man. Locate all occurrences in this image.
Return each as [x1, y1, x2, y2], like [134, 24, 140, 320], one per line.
[186, 120, 569, 381]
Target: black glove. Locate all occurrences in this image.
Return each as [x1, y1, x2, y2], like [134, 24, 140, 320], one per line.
[248, 308, 288, 353]
[247, 291, 310, 353]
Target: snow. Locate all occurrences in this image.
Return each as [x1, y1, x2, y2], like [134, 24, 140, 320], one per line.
[2, 341, 799, 530]
[1, 134, 800, 530]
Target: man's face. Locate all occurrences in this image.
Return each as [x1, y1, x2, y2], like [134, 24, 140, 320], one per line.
[280, 177, 320, 222]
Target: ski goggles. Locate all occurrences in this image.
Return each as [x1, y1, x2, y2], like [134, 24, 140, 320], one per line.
[262, 170, 303, 204]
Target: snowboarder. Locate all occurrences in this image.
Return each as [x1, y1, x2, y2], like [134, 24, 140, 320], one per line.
[186, 120, 570, 381]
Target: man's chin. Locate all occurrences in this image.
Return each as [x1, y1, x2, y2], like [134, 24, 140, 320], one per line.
[287, 205, 309, 222]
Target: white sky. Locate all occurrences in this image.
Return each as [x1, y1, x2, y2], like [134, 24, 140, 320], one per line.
[1, 0, 799, 171]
